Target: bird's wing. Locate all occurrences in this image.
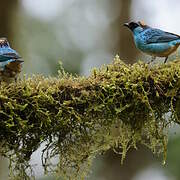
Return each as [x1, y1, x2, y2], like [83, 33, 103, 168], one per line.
[142, 28, 180, 44]
[2, 53, 21, 59]
[0, 54, 12, 62]
[0, 53, 21, 62]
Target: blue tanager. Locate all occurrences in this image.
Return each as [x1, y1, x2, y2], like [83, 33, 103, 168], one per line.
[124, 21, 180, 63]
[0, 38, 23, 82]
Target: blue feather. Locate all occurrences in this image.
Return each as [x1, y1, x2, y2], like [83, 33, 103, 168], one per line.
[140, 29, 180, 44]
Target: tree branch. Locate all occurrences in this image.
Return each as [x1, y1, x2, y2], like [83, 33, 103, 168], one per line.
[1, 55, 180, 179]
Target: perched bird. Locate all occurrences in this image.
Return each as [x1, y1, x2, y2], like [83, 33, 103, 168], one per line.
[124, 21, 180, 63]
[0, 38, 23, 82]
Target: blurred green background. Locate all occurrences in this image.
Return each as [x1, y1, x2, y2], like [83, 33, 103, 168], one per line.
[0, 0, 180, 179]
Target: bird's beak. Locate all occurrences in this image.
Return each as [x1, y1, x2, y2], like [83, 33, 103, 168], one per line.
[123, 23, 129, 27]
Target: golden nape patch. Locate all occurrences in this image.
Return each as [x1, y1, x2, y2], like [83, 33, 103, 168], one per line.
[138, 21, 146, 26]
[138, 21, 149, 29]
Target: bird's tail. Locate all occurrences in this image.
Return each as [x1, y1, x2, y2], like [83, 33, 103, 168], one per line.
[177, 39, 180, 45]
[15, 59, 24, 63]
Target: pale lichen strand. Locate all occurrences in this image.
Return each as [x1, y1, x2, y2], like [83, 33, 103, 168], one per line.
[0, 56, 180, 179]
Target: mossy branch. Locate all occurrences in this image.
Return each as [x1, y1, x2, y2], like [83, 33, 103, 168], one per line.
[1, 55, 180, 179]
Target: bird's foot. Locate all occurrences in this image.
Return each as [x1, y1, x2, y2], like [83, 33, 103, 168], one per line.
[176, 50, 179, 59]
[164, 57, 168, 63]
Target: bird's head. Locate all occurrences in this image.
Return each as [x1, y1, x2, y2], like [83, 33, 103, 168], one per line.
[123, 21, 140, 31]
[0, 37, 10, 48]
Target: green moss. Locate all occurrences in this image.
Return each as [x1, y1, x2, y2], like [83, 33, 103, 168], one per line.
[0, 55, 180, 179]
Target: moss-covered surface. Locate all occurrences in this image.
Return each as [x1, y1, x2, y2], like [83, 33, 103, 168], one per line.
[1, 55, 180, 179]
